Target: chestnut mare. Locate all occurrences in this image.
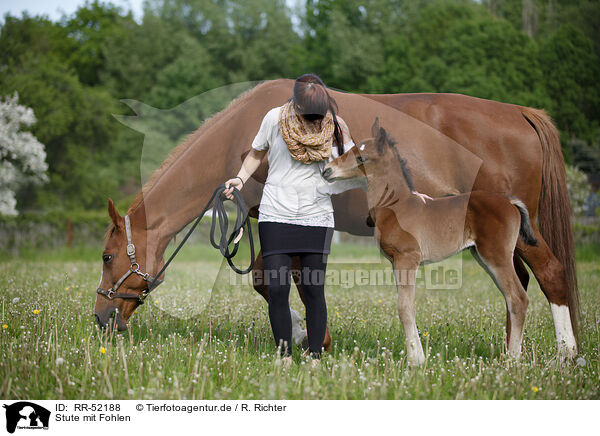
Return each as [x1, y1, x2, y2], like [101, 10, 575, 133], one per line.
[324, 119, 539, 364]
[94, 79, 578, 359]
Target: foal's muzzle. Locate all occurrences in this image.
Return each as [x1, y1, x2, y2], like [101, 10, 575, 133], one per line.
[322, 167, 333, 180]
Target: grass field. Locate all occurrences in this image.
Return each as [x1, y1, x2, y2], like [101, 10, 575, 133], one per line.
[1, 241, 599, 400]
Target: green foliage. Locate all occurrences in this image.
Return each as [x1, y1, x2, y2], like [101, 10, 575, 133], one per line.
[100, 13, 184, 100]
[539, 25, 600, 142]
[63, 0, 136, 86]
[0, 56, 121, 209]
[148, 35, 224, 109]
[0, 0, 599, 216]
[566, 165, 593, 216]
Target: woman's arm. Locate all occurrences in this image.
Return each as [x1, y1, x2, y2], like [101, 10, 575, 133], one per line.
[223, 148, 267, 199]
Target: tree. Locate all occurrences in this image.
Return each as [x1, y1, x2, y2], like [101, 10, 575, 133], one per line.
[147, 36, 223, 109]
[539, 24, 600, 142]
[100, 12, 184, 100]
[0, 93, 48, 216]
[63, 0, 135, 86]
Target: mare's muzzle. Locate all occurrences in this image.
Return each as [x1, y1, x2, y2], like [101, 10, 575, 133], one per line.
[95, 306, 128, 331]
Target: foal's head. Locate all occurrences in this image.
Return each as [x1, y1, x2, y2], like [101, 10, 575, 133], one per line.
[323, 118, 415, 192]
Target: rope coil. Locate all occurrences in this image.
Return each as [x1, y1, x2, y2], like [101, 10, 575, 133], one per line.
[148, 183, 255, 291]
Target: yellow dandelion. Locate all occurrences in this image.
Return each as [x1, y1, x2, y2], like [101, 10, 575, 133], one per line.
[532, 386, 539, 393]
[100, 347, 106, 355]
[65, 287, 69, 291]
[378, 299, 382, 304]
[2, 324, 7, 329]
[33, 309, 39, 315]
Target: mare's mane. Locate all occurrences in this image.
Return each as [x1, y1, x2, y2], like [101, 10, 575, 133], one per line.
[104, 81, 271, 237]
[128, 81, 270, 214]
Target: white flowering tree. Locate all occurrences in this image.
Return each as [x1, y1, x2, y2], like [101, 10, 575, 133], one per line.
[566, 165, 593, 217]
[0, 93, 48, 216]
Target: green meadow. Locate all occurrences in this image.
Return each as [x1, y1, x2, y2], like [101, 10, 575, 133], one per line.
[1, 242, 599, 400]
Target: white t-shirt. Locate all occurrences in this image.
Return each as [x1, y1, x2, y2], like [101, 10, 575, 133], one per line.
[251, 106, 364, 227]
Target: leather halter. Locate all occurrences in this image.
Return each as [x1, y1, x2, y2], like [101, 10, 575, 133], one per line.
[96, 215, 163, 304]
[96, 184, 254, 306]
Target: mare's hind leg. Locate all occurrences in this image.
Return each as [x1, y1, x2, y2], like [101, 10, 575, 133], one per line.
[392, 255, 425, 365]
[501, 255, 530, 346]
[516, 230, 577, 358]
[251, 251, 331, 351]
[514, 254, 530, 290]
[470, 247, 529, 357]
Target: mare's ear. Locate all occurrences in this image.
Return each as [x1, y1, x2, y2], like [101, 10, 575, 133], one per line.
[107, 199, 124, 228]
[371, 117, 380, 138]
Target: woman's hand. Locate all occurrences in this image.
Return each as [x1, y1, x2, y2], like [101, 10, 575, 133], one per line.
[224, 177, 244, 200]
[224, 148, 266, 200]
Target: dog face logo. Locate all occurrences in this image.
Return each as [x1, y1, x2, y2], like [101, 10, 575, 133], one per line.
[2, 402, 50, 433]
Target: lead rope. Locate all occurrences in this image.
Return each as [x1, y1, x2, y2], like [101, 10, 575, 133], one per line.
[147, 184, 255, 293]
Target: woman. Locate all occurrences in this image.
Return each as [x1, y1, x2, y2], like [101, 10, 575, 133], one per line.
[223, 74, 358, 362]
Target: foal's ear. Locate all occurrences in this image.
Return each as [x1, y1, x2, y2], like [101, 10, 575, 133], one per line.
[107, 198, 124, 228]
[371, 117, 380, 137]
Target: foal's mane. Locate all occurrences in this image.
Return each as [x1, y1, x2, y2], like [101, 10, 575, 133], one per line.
[126, 81, 270, 215]
[377, 128, 416, 193]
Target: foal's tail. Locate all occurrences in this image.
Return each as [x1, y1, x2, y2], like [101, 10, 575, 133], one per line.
[509, 198, 538, 247]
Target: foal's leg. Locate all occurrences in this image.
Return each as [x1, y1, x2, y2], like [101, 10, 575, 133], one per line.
[392, 255, 425, 365]
[471, 247, 529, 358]
[517, 231, 577, 358]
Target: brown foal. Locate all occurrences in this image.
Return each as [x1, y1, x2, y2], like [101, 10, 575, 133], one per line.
[323, 119, 539, 364]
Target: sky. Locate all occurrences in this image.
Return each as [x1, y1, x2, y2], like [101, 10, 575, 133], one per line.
[0, 0, 145, 22]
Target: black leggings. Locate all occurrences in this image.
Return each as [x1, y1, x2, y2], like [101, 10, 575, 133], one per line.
[263, 252, 328, 358]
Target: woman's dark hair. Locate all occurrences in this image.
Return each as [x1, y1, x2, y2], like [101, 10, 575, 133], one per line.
[292, 74, 344, 155]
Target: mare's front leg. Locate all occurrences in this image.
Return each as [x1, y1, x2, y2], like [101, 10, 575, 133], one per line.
[393, 254, 425, 365]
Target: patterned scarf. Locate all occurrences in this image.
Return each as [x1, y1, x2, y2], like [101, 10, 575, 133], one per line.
[278, 101, 334, 164]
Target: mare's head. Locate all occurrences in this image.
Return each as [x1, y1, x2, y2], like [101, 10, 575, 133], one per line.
[93, 199, 157, 330]
[323, 118, 400, 182]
